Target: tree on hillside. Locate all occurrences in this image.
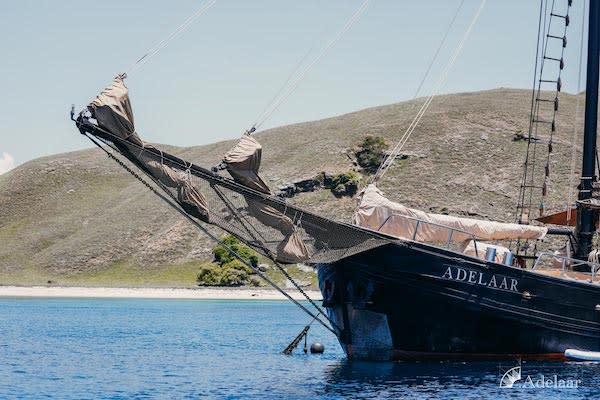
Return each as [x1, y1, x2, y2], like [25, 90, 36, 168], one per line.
[355, 136, 388, 173]
[197, 235, 260, 286]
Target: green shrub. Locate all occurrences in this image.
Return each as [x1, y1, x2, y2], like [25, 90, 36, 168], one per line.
[332, 184, 347, 197]
[196, 263, 222, 286]
[219, 266, 248, 286]
[313, 173, 324, 186]
[235, 247, 259, 268]
[330, 172, 359, 197]
[212, 235, 259, 267]
[213, 246, 230, 264]
[196, 261, 251, 286]
[355, 136, 388, 173]
[222, 259, 253, 275]
[197, 235, 262, 286]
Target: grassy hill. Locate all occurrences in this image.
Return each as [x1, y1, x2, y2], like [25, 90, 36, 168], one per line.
[0, 88, 583, 286]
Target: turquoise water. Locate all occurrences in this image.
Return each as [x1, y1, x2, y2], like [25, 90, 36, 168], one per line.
[0, 298, 599, 399]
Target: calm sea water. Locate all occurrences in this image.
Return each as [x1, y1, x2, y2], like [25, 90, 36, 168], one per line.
[0, 298, 598, 399]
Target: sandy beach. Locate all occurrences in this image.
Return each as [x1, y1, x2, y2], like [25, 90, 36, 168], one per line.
[0, 286, 322, 300]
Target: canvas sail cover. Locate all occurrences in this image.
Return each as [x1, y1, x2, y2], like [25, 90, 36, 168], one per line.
[353, 184, 547, 243]
[222, 133, 271, 193]
[222, 133, 311, 262]
[89, 77, 210, 221]
[80, 77, 390, 265]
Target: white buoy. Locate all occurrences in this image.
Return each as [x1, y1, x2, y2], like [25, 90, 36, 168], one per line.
[565, 349, 600, 361]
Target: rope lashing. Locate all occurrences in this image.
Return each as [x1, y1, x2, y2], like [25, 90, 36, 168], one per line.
[373, 0, 487, 183]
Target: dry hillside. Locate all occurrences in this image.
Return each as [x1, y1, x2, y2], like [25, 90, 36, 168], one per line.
[0, 88, 584, 285]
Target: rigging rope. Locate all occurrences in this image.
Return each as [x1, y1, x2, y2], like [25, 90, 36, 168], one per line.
[81, 121, 342, 329]
[567, 0, 586, 224]
[522, 0, 555, 222]
[211, 182, 332, 325]
[509, 0, 547, 253]
[373, 0, 487, 183]
[251, 0, 372, 131]
[516, 0, 572, 233]
[538, 0, 569, 218]
[252, 44, 319, 134]
[515, 0, 547, 225]
[82, 132, 336, 335]
[526, 1, 550, 224]
[78, 120, 344, 331]
[124, 0, 217, 76]
[413, 0, 466, 99]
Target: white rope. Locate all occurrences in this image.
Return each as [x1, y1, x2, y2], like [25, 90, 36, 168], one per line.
[374, 0, 487, 183]
[124, 0, 217, 76]
[251, 42, 320, 134]
[252, 0, 372, 130]
[413, 0, 466, 99]
[567, 0, 586, 223]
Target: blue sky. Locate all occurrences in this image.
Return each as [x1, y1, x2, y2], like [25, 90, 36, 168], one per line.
[0, 0, 586, 172]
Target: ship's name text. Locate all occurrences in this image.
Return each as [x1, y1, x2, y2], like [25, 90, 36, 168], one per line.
[441, 265, 519, 292]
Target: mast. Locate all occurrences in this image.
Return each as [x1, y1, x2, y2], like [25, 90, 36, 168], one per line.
[576, 0, 600, 259]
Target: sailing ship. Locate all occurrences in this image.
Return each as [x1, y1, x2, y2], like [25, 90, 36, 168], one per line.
[74, 0, 600, 361]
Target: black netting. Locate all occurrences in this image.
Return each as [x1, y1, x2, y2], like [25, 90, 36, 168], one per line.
[79, 120, 392, 265]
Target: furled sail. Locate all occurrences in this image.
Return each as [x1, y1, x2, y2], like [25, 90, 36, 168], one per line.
[78, 77, 390, 265]
[222, 133, 271, 193]
[222, 133, 311, 263]
[353, 184, 547, 243]
[90, 76, 209, 221]
[89, 76, 210, 222]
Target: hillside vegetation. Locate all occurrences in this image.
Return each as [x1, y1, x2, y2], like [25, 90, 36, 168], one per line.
[0, 88, 584, 286]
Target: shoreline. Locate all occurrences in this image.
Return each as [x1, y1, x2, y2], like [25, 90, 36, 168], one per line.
[0, 286, 322, 300]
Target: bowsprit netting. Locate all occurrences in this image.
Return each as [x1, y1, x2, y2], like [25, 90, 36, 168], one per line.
[76, 76, 392, 266]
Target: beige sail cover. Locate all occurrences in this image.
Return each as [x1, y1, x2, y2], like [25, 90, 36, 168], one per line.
[90, 76, 144, 147]
[353, 184, 547, 243]
[89, 77, 209, 222]
[223, 133, 311, 263]
[223, 133, 271, 193]
[83, 78, 392, 266]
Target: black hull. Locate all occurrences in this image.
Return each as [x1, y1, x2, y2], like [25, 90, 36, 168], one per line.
[317, 242, 600, 361]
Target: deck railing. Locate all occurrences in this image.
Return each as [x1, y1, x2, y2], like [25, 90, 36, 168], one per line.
[532, 253, 599, 283]
[376, 214, 480, 258]
[372, 216, 599, 283]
